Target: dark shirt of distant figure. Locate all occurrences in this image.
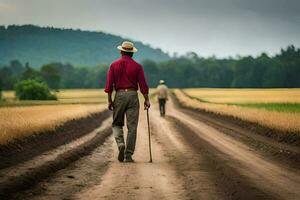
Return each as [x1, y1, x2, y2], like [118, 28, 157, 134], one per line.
[104, 55, 149, 94]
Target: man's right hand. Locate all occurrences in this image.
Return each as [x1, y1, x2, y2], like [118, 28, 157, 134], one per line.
[144, 100, 151, 110]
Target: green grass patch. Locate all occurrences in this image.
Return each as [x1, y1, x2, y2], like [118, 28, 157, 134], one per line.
[229, 103, 300, 113]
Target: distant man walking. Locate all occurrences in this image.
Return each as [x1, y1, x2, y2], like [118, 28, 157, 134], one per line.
[104, 41, 150, 162]
[156, 80, 168, 117]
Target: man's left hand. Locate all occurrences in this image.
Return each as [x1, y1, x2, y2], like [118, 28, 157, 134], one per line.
[108, 101, 113, 111]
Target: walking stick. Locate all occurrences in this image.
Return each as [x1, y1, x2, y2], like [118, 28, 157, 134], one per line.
[146, 109, 153, 163]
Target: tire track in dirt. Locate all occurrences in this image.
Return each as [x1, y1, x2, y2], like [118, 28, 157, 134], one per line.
[167, 98, 300, 200]
[0, 117, 112, 199]
[167, 116, 276, 200]
[150, 107, 227, 200]
[16, 136, 114, 200]
[0, 111, 110, 169]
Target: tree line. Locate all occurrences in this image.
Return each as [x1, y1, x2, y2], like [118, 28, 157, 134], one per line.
[143, 45, 300, 88]
[0, 45, 299, 91]
[0, 61, 109, 90]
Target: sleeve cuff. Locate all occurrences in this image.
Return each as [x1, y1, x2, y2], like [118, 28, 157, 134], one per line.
[104, 89, 113, 93]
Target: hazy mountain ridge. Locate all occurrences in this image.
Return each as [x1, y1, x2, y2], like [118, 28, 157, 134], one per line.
[0, 25, 170, 67]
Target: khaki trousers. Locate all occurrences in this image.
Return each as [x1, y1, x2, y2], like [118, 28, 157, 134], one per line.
[112, 91, 139, 156]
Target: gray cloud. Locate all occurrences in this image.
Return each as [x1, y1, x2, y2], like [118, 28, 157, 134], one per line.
[0, 0, 299, 57]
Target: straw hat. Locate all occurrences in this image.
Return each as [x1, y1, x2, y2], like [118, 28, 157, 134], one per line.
[159, 80, 165, 84]
[117, 41, 138, 53]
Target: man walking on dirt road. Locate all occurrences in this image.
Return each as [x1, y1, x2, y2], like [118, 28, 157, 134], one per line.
[156, 80, 168, 117]
[104, 41, 150, 163]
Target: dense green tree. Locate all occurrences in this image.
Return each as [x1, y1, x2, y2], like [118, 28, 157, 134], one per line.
[0, 67, 12, 89]
[276, 45, 300, 87]
[262, 64, 286, 87]
[0, 59, 25, 89]
[21, 66, 42, 82]
[14, 79, 57, 100]
[9, 60, 25, 75]
[251, 53, 271, 87]
[232, 56, 256, 88]
[41, 64, 61, 90]
[143, 59, 160, 86]
[58, 63, 77, 88]
[96, 65, 110, 88]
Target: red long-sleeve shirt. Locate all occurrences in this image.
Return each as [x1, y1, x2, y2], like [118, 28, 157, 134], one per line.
[104, 55, 149, 94]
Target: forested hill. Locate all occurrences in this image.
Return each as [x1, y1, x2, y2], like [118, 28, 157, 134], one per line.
[0, 25, 170, 67]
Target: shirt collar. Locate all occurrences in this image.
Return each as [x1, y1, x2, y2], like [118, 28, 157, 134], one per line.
[122, 55, 132, 60]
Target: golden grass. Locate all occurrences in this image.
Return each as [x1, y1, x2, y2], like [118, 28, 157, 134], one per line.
[174, 89, 300, 133]
[2, 91, 15, 100]
[57, 89, 107, 104]
[184, 88, 300, 103]
[0, 104, 106, 145]
[56, 89, 106, 99]
[1, 89, 107, 106]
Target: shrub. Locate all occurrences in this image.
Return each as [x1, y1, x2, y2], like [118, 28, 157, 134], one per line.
[14, 79, 57, 100]
[0, 87, 2, 101]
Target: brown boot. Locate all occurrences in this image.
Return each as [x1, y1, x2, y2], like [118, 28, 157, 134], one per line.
[124, 155, 134, 163]
[118, 144, 125, 162]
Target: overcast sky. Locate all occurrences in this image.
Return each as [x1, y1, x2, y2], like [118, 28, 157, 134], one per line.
[0, 0, 299, 57]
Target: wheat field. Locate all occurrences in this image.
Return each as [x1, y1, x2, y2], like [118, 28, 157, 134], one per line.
[1, 89, 107, 106]
[0, 89, 108, 144]
[174, 89, 300, 133]
[0, 104, 106, 145]
[184, 88, 300, 104]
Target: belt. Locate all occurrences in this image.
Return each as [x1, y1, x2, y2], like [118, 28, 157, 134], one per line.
[116, 88, 137, 92]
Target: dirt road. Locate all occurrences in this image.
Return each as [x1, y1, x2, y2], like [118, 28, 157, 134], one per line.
[1, 97, 300, 200]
